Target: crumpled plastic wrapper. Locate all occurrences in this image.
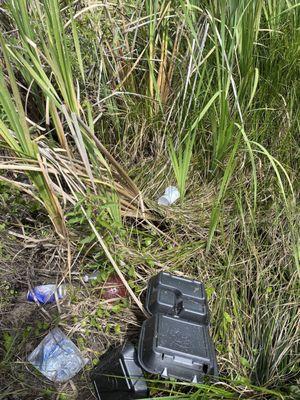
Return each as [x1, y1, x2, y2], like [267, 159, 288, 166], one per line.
[158, 186, 180, 206]
[28, 328, 87, 383]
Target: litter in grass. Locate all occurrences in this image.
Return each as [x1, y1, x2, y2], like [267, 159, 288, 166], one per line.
[91, 272, 217, 398]
[157, 186, 180, 206]
[91, 342, 148, 400]
[28, 328, 87, 383]
[83, 271, 100, 282]
[138, 272, 217, 382]
[27, 284, 66, 304]
[100, 274, 128, 300]
[145, 272, 209, 324]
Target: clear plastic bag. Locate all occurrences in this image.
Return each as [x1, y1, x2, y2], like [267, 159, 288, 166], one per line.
[28, 328, 87, 383]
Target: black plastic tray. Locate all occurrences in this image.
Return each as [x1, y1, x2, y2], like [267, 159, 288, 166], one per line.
[91, 342, 148, 400]
[145, 272, 209, 324]
[138, 313, 218, 382]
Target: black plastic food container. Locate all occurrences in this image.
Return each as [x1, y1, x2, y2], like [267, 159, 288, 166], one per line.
[145, 272, 209, 324]
[138, 313, 218, 383]
[91, 342, 148, 400]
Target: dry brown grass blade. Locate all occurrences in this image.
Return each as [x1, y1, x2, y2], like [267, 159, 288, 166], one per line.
[37, 153, 67, 238]
[62, 106, 97, 194]
[166, 24, 183, 102]
[0, 162, 57, 174]
[49, 101, 72, 158]
[77, 116, 146, 214]
[157, 3, 171, 105]
[0, 174, 43, 205]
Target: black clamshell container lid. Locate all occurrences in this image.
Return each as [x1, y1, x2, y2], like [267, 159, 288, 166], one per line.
[145, 271, 209, 324]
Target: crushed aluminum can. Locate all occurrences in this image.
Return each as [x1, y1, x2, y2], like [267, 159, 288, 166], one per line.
[27, 284, 66, 304]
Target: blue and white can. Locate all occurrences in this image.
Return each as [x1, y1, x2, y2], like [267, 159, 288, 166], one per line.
[27, 284, 66, 304]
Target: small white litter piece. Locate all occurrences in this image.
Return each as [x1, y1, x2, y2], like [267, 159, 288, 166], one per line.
[83, 271, 100, 282]
[28, 328, 87, 383]
[157, 186, 180, 206]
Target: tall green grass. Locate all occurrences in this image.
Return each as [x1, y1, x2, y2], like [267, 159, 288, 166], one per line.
[1, 0, 146, 223]
[0, 33, 66, 237]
